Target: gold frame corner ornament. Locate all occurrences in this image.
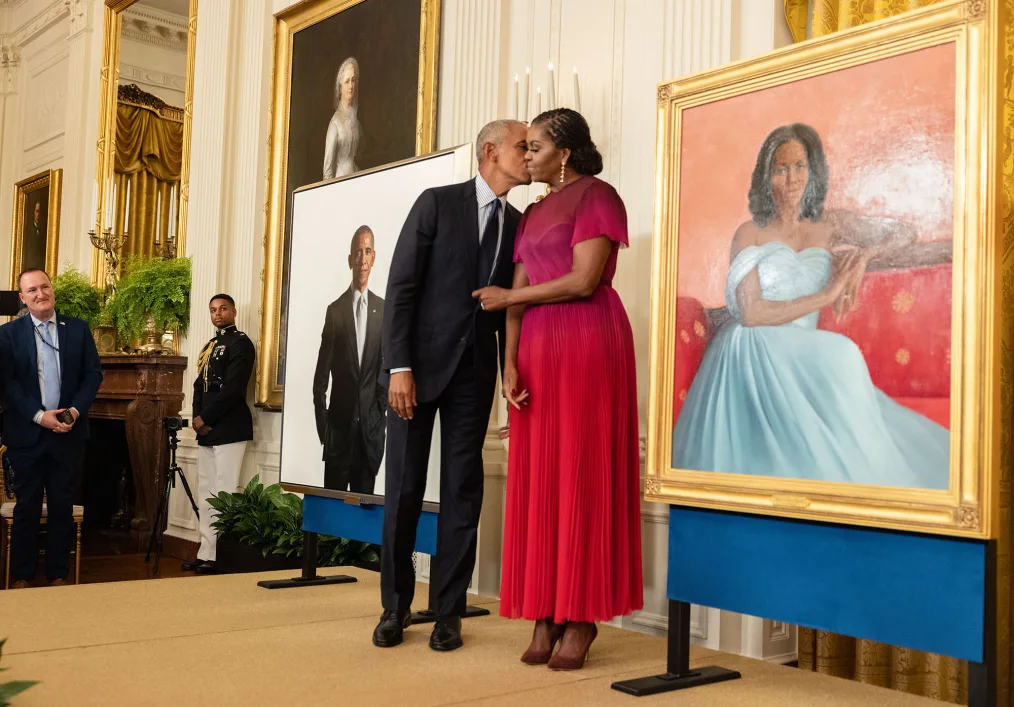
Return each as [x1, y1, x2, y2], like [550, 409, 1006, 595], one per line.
[256, 0, 441, 409]
[92, 0, 197, 287]
[649, 0, 1006, 538]
[9, 168, 62, 289]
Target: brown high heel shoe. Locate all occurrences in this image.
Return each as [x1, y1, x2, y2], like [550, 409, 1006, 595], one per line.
[548, 622, 597, 671]
[521, 619, 566, 664]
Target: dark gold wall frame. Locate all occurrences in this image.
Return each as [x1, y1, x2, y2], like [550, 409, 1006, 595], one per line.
[92, 0, 197, 286]
[9, 169, 62, 288]
[257, 0, 441, 408]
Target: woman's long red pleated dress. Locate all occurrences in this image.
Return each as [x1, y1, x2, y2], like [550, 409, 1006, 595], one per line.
[499, 176, 643, 624]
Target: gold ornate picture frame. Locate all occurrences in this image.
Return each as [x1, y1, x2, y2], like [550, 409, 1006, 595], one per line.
[258, 0, 441, 408]
[9, 168, 62, 288]
[646, 0, 1007, 538]
[93, 0, 198, 284]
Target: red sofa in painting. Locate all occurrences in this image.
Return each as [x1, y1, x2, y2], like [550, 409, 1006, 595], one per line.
[672, 263, 952, 430]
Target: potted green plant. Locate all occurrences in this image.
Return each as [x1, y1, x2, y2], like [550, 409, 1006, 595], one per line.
[106, 256, 192, 353]
[51, 266, 102, 328]
[208, 475, 379, 574]
[0, 639, 37, 706]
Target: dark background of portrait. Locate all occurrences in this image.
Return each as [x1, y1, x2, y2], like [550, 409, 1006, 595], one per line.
[20, 186, 49, 272]
[278, 0, 422, 386]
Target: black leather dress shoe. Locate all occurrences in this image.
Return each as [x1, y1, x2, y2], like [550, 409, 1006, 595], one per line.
[194, 560, 217, 575]
[373, 610, 411, 647]
[181, 559, 202, 572]
[429, 616, 463, 651]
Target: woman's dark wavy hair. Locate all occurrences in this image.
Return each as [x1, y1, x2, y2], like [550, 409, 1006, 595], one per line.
[531, 108, 603, 176]
[748, 123, 828, 227]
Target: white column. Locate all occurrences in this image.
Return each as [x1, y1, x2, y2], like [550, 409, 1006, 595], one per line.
[218, 0, 276, 485]
[60, 0, 101, 274]
[0, 39, 19, 287]
[180, 0, 234, 414]
[168, 0, 236, 540]
[436, 0, 507, 154]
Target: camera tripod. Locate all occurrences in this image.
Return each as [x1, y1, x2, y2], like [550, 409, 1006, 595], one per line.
[145, 426, 199, 575]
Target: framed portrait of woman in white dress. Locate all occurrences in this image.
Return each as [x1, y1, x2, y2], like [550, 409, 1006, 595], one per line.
[259, 0, 440, 408]
[646, 0, 1008, 538]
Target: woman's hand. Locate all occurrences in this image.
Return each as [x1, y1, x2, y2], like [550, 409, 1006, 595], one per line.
[826, 248, 869, 319]
[472, 286, 512, 312]
[502, 361, 529, 411]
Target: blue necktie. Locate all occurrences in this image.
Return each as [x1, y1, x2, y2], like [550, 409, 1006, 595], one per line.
[38, 322, 60, 411]
[477, 198, 500, 289]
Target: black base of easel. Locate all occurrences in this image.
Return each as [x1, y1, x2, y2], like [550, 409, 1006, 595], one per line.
[611, 600, 740, 697]
[256, 531, 358, 590]
[410, 606, 491, 624]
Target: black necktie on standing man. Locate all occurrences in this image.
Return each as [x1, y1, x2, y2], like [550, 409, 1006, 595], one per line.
[476, 198, 500, 290]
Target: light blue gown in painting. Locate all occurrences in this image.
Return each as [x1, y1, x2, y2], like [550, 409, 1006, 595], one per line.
[671, 241, 950, 489]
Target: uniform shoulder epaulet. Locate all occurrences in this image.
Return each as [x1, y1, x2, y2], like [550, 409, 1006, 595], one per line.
[235, 330, 247, 338]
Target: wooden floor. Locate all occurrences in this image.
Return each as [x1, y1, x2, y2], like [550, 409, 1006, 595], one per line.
[12, 526, 193, 588]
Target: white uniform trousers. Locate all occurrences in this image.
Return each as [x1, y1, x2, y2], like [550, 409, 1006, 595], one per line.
[196, 441, 248, 562]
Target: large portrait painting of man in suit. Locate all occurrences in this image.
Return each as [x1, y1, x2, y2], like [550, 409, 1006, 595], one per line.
[313, 225, 386, 494]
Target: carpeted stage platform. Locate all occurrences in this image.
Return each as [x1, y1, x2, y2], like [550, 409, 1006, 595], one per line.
[1, 567, 942, 706]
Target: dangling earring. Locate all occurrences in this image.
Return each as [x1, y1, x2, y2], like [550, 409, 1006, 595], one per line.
[560, 160, 567, 184]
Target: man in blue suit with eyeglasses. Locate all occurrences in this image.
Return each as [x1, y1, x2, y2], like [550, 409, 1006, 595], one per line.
[0, 268, 102, 588]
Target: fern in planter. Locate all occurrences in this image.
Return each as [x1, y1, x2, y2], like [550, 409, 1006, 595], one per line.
[208, 475, 379, 568]
[51, 266, 102, 328]
[0, 639, 37, 706]
[106, 256, 192, 342]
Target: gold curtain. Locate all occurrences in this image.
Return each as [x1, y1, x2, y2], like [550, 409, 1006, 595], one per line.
[784, 0, 1014, 704]
[112, 90, 183, 266]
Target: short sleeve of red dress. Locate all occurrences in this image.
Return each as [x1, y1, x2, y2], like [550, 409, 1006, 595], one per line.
[513, 205, 533, 264]
[571, 179, 629, 248]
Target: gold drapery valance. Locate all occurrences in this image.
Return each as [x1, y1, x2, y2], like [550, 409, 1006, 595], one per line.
[112, 84, 183, 265]
[784, 0, 1012, 704]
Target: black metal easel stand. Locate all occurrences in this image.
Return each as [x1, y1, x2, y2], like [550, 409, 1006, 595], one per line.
[257, 531, 358, 589]
[968, 540, 997, 707]
[409, 606, 491, 624]
[612, 600, 740, 697]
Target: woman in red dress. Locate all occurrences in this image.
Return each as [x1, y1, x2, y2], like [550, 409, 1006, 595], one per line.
[473, 109, 643, 670]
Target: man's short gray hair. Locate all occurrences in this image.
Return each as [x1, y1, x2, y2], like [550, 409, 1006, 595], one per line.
[475, 119, 526, 163]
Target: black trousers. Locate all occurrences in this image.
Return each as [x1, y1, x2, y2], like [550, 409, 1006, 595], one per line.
[324, 431, 377, 494]
[380, 352, 496, 617]
[6, 437, 84, 582]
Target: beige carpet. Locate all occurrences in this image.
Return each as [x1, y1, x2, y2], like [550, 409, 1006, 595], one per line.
[0, 567, 942, 706]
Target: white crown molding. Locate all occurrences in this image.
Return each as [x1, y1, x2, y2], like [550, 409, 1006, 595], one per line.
[11, 0, 67, 48]
[67, 0, 90, 38]
[119, 62, 186, 93]
[122, 5, 188, 53]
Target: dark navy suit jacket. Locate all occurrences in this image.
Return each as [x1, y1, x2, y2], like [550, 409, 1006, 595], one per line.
[0, 313, 103, 449]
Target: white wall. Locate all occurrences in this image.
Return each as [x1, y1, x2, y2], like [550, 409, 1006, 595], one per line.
[0, 0, 797, 663]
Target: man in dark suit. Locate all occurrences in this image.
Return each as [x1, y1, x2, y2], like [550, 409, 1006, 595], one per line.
[313, 225, 386, 494]
[373, 119, 531, 651]
[0, 268, 102, 588]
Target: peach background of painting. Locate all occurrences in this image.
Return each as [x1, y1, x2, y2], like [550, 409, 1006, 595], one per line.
[675, 43, 956, 305]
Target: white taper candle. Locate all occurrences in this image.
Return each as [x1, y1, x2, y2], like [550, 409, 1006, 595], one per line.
[573, 66, 581, 113]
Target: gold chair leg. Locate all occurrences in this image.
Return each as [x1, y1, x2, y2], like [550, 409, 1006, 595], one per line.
[75, 521, 82, 585]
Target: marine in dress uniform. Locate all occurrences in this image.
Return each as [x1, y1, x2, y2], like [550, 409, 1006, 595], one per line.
[185, 294, 255, 574]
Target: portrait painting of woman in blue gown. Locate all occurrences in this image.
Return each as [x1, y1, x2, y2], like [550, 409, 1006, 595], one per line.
[671, 123, 951, 489]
